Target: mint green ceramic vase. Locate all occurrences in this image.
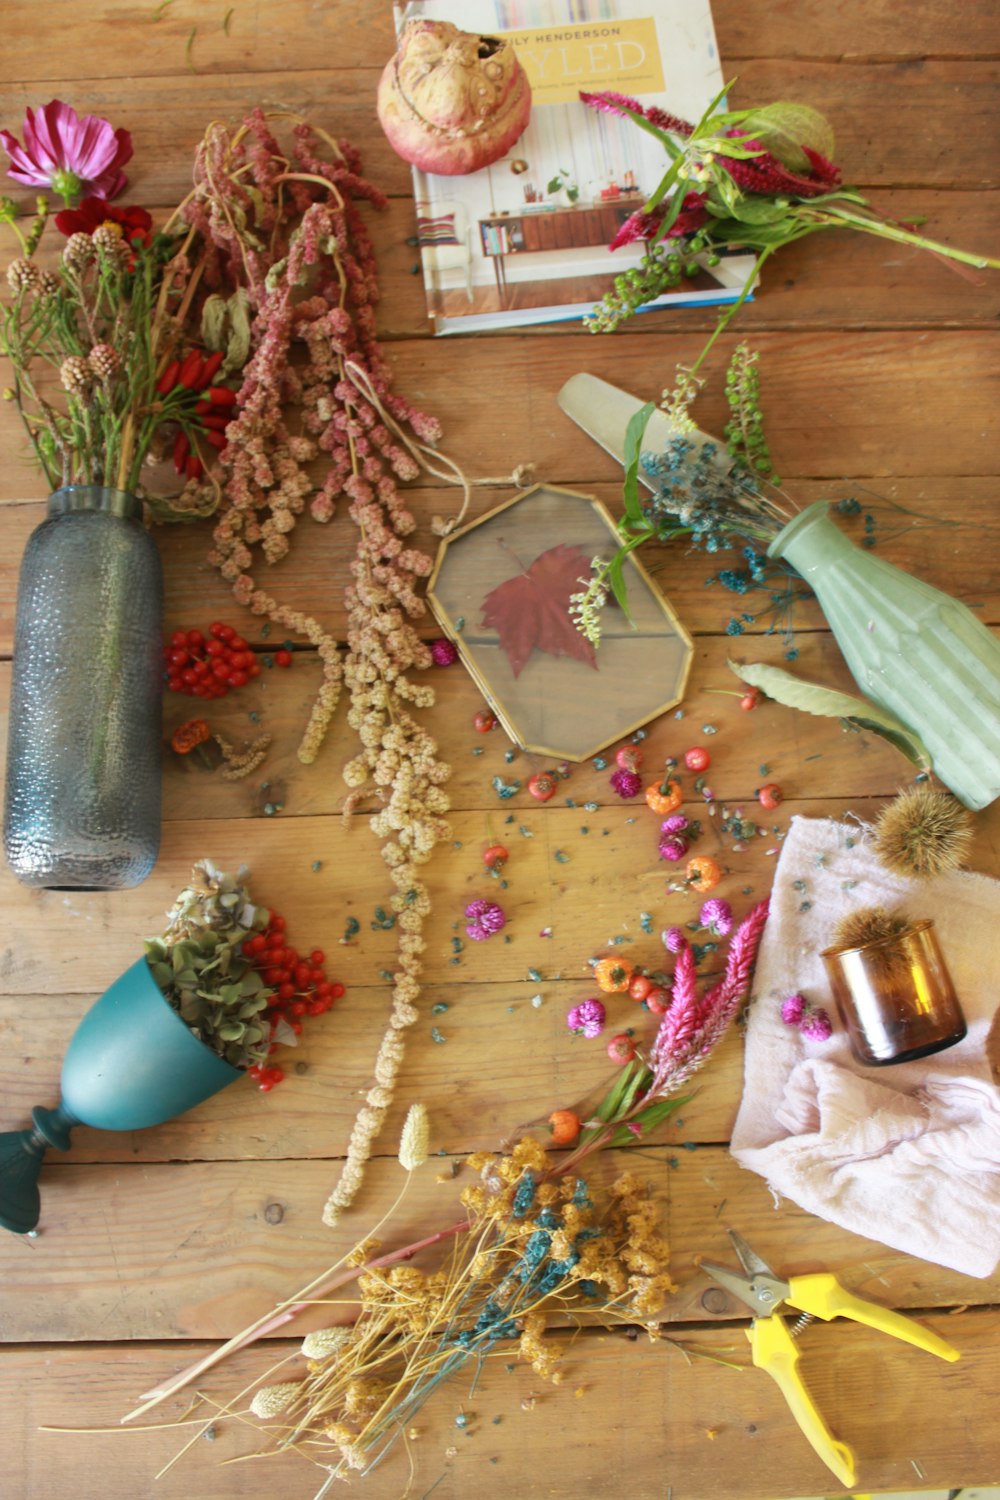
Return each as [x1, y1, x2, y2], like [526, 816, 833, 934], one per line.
[768, 502, 1000, 810]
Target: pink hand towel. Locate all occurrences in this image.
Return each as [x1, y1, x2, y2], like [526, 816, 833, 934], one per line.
[731, 814, 1000, 1277]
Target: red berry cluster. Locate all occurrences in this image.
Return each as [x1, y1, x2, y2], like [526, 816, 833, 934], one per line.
[164, 621, 286, 700]
[241, 913, 345, 1090]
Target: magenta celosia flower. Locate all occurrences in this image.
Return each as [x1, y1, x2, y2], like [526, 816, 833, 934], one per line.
[0, 100, 133, 204]
[465, 898, 506, 941]
[567, 998, 606, 1039]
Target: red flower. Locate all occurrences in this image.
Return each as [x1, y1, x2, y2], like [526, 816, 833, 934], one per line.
[610, 191, 709, 251]
[54, 195, 153, 246]
[723, 132, 841, 199]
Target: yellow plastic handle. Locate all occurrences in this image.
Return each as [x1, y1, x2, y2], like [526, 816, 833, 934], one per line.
[787, 1273, 961, 1362]
[748, 1316, 857, 1488]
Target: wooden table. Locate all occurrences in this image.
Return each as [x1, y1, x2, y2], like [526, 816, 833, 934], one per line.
[1, 4, 999, 1498]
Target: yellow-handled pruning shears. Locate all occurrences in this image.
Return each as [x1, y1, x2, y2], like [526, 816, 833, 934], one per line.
[699, 1230, 960, 1489]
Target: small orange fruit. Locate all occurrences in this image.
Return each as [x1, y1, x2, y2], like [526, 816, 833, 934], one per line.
[548, 1109, 581, 1146]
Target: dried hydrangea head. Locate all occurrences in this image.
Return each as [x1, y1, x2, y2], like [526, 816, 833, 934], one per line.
[832, 904, 911, 953]
[872, 785, 973, 879]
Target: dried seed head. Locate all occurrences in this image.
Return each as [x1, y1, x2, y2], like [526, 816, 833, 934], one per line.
[301, 1326, 352, 1360]
[398, 1101, 430, 1171]
[63, 232, 95, 269]
[832, 905, 910, 952]
[88, 343, 119, 381]
[37, 269, 59, 297]
[249, 1380, 302, 1419]
[872, 786, 973, 879]
[6, 258, 39, 293]
[59, 356, 93, 395]
[92, 223, 130, 266]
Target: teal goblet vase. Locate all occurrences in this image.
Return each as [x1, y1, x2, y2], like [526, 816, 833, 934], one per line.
[0, 958, 241, 1234]
[768, 501, 1000, 810]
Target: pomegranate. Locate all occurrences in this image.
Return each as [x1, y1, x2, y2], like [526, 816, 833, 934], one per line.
[377, 20, 532, 177]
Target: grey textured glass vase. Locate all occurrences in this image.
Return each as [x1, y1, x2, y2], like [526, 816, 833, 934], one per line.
[4, 486, 163, 888]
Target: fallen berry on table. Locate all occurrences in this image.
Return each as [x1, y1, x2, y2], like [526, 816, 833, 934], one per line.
[645, 986, 670, 1016]
[740, 689, 760, 711]
[628, 972, 654, 1004]
[566, 998, 606, 1038]
[273, 648, 293, 668]
[645, 776, 683, 815]
[758, 782, 784, 810]
[592, 957, 633, 994]
[615, 744, 644, 773]
[473, 708, 498, 732]
[548, 1108, 582, 1146]
[527, 770, 558, 802]
[684, 855, 722, 892]
[607, 1032, 636, 1063]
[684, 746, 711, 772]
[483, 843, 509, 870]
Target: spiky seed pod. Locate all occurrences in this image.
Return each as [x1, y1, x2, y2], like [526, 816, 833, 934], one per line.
[872, 786, 973, 879]
[62, 231, 95, 268]
[398, 1101, 430, 1171]
[249, 1380, 303, 1419]
[832, 905, 910, 953]
[88, 343, 120, 381]
[59, 356, 93, 395]
[92, 223, 130, 266]
[6, 258, 39, 293]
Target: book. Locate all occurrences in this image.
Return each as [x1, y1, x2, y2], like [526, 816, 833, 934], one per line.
[394, 0, 757, 335]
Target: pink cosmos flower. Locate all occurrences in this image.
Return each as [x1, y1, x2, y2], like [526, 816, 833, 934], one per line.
[0, 100, 133, 204]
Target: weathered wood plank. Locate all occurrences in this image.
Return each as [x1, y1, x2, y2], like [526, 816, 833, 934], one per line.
[0, 60, 997, 201]
[5, 0, 999, 83]
[8, 1309, 1000, 1500]
[0, 1146, 994, 1342]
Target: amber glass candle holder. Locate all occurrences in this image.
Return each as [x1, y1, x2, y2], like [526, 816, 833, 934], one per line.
[820, 918, 967, 1067]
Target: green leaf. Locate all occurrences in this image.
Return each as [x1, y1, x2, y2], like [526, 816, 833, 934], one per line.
[606, 550, 635, 623]
[217, 1022, 246, 1041]
[738, 102, 835, 172]
[595, 1059, 643, 1123]
[622, 402, 655, 527]
[725, 196, 794, 226]
[608, 1094, 690, 1146]
[727, 659, 931, 767]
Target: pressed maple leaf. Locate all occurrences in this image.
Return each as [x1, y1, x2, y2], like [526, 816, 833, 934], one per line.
[481, 542, 598, 678]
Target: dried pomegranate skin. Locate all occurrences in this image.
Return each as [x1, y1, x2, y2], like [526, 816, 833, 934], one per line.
[377, 20, 532, 176]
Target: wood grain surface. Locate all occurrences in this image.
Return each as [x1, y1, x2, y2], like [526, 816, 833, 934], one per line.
[2, 2, 999, 1498]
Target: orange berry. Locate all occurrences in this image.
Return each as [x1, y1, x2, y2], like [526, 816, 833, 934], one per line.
[593, 957, 634, 994]
[685, 855, 722, 893]
[645, 777, 683, 815]
[548, 1109, 581, 1146]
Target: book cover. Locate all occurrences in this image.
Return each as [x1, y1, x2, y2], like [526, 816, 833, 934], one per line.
[394, 0, 757, 334]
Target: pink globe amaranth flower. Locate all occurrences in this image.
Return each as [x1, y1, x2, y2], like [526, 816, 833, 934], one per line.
[567, 998, 606, 1039]
[0, 100, 133, 204]
[660, 814, 689, 837]
[430, 637, 458, 667]
[780, 992, 807, 1026]
[661, 926, 685, 954]
[659, 836, 688, 862]
[800, 1007, 833, 1042]
[609, 766, 642, 800]
[699, 898, 733, 936]
[464, 898, 505, 941]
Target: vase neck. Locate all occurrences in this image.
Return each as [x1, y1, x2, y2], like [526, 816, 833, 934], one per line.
[48, 486, 140, 521]
[767, 501, 855, 571]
